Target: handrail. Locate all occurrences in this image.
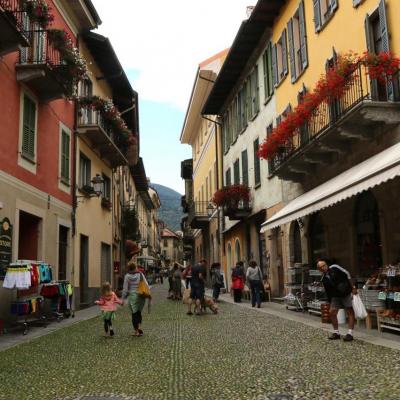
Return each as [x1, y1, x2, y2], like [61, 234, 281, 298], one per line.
[0, 0, 29, 36]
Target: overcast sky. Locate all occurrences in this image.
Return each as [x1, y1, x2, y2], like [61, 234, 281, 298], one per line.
[92, 0, 256, 193]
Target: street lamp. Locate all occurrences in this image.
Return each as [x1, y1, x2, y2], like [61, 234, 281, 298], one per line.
[91, 174, 104, 197]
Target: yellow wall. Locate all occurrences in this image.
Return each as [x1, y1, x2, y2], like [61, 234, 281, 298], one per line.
[273, 0, 399, 113]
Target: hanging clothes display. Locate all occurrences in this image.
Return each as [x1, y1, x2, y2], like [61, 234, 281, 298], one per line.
[2, 262, 53, 289]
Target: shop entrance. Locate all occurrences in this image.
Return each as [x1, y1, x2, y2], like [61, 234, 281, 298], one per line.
[309, 212, 327, 265]
[293, 221, 302, 264]
[18, 210, 41, 260]
[355, 191, 382, 277]
[79, 234, 89, 305]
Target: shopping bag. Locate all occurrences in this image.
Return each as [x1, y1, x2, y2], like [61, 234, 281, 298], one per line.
[182, 288, 191, 304]
[137, 279, 151, 298]
[352, 294, 367, 320]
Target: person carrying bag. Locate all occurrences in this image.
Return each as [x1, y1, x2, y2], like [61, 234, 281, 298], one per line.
[246, 260, 263, 308]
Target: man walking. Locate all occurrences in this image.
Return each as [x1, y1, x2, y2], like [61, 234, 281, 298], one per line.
[317, 259, 357, 342]
[188, 259, 207, 315]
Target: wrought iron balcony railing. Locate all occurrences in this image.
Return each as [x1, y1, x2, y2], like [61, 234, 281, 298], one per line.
[269, 62, 400, 175]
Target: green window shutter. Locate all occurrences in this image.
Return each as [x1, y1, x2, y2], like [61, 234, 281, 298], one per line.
[267, 43, 273, 96]
[253, 138, 261, 186]
[263, 50, 268, 100]
[330, 0, 338, 12]
[281, 29, 288, 77]
[313, 0, 321, 32]
[287, 19, 296, 82]
[61, 130, 70, 181]
[299, 1, 308, 70]
[22, 95, 36, 159]
[241, 150, 248, 186]
[254, 65, 260, 113]
[225, 169, 231, 186]
[233, 159, 240, 185]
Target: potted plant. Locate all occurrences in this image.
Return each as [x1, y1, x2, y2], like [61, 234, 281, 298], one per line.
[80, 184, 94, 196]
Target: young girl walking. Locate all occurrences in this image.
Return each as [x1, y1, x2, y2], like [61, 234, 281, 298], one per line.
[95, 282, 123, 337]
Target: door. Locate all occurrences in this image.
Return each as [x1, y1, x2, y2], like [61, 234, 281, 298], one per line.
[79, 235, 89, 305]
[58, 225, 69, 280]
[18, 211, 41, 261]
[101, 243, 111, 284]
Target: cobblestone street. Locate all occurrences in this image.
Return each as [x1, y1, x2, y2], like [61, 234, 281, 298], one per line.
[1, 284, 400, 400]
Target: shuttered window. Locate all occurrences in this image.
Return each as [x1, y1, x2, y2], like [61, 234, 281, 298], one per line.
[21, 94, 36, 160]
[253, 138, 261, 187]
[273, 30, 288, 85]
[225, 168, 231, 186]
[79, 152, 91, 188]
[266, 124, 274, 175]
[60, 130, 70, 183]
[241, 150, 248, 186]
[313, 0, 338, 32]
[263, 43, 274, 99]
[250, 66, 260, 116]
[102, 174, 111, 199]
[233, 159, 240, 185]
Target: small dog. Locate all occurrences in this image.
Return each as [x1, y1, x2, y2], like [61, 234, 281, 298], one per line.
[202, 296, 218, 314]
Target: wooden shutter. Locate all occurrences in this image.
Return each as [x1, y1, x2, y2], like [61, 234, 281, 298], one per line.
[378, 0, 393, 100]
[61, 130, 70, 181]
[272, 44, 278, 86]
[330, 0, 338, 12]
[234, 159, 240, 185]
[241, 150, 248, 186]
[225, 169, 231, 186]
[299, 1, 308, 70]
[313, 0, 321, 32]
[22, 95, 36, 159]
[267, 43, 273, 96]
[287, 19, 296, 82]
[253, 138, 261, 186]
[281, 29, 288, 77]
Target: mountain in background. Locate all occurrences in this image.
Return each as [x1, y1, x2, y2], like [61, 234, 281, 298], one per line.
[151, 183, 182, 232]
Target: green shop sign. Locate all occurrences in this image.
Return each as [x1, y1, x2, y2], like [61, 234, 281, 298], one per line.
[0, 218, 12, 279]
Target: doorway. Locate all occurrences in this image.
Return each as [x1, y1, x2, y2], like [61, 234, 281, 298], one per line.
[18, 210, 41, 261]
[79, 234, 89, 305]
[101, 242, 111, 284]
[58, 225, 69, 280]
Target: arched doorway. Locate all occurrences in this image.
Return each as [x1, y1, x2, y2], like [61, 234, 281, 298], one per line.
[309, 213, 326, 265]
[355, 191, 382, 276]
[293, 221, 302, 264]
[235, 239, 241, 264]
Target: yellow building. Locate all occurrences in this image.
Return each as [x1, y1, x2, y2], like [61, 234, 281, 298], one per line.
[74, 33, 138, 306]
[180, 50, 228, 279]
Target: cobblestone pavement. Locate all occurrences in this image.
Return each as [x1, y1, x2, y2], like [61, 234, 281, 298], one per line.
[0, 284, 399, 400]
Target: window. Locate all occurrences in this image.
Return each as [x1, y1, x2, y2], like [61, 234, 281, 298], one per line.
[266, 124, 273, 174]
[313, 0, 338, 32]
[225, 168, 231, 186]
[250, 66, 260, 117]
[60, 129, 70, 184]
[238, 86, 247, 132]
[272, 30, 288, 86]
[253, 138, 261, 186]
[233, 159, 240, 185]
[164, 239, 168, 247]
[79, 153, 91, 188]
[21, 94, 37, 161]
[263, 43, 274, 100]
[102, 174, 111, 199]
[241, 150, 248, 186]
[205, 176, 209, 202]
[288, 1, 308, 82]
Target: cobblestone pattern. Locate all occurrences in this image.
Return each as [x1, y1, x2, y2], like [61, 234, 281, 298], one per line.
[0, 285, 399, 400]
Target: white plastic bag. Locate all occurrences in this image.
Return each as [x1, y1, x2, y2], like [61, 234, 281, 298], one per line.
[352, 294, 368, 320]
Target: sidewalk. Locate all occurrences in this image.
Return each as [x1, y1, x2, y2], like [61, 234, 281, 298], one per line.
[0, 305, 98, 351]
[208, 289, 400, 351]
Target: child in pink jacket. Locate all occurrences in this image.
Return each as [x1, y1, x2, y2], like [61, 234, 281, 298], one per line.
[95, 282, 123, 337]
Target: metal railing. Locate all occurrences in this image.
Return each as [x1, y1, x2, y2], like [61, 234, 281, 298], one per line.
[269, 62, 397, 174]
[0, 0, 29, 37]
[78, 107, 115, 139]
[19, 29, 62, 66]
[188, 201, 209, 219]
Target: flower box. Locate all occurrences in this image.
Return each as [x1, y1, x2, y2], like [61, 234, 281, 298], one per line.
[101, 197, 112, 211]
[80, 184, 95, 196]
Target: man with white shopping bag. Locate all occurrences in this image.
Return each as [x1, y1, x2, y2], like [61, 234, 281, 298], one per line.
[317, 260, 358, 342]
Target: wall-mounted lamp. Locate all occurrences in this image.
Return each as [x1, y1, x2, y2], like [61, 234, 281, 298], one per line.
[77, 174, 104, 200]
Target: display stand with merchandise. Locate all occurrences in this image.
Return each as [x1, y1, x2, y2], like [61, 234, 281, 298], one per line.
[307, 269, 328, 317]
[284, 263, 310, 311]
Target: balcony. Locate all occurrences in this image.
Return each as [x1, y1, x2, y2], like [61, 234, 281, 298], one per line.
[269, 62, 400, 181]
[0, 0, 30, 55]
[77, 107, 128, 168]
[181, 159, 193, 180]
[181, 195, 190, 213]
[223, 200, 252, 221]
[187, 201, 209, 229]
[15, 30, 71, 102]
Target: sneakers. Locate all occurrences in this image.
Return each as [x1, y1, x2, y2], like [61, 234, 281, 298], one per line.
[328, 333, 341, 340]
[187, 311, 193, 316]
[343, 334, 354, 342]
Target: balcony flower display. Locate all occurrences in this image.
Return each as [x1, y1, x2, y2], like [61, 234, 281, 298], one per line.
[126, 133, 138, 166]
[24, 0, 54, 29]
[101, 197, 112, 211]
[212, 184, 250, 208]
[258, 51, 400, 161]
[47, 29, 88, 82]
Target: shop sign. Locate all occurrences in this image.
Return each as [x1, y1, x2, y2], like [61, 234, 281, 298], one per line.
[394, 292, 400, 302]
[0, 217, 12, 278]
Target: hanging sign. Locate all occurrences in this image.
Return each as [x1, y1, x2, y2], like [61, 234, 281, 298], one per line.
[0, 218, 12, 278]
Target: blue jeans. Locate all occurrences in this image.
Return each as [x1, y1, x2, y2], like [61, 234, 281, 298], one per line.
[212, 285, 221, 301]
[249, 280, 262, 307]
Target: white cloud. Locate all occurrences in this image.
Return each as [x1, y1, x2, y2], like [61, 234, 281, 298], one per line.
[91, 0, 256, 111]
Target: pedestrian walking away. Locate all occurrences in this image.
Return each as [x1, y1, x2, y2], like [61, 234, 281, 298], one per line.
[171, 263, 182, 300]
[122, 261, 152, 337]
[246, 260, 263, 308]
[317, 259, 357, 342]
[188, 259, 207, 315]
[95, 282, 123, 337]
[231, 261, 245, 303]
[182, 264, 192, 289]
[211, 262, 224, 302]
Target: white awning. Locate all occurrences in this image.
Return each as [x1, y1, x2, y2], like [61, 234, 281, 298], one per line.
[260, 142, 400, 233]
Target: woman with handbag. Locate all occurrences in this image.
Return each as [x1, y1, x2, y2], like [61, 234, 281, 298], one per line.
[122, 261, 151, 337]
[231, 262, 245, 303]
[246, 260, 263, 308]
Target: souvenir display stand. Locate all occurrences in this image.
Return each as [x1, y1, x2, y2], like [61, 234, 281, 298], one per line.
[307, 269, 328, 317]
[284, 263, 310, 311]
